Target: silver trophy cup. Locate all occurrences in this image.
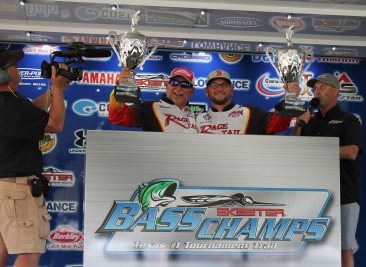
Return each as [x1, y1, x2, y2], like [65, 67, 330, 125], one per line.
[265, 25, 314, 117]
[109, 10, 158, 103]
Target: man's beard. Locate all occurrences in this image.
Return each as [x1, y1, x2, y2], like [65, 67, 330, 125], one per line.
[209, 94, 230, 105]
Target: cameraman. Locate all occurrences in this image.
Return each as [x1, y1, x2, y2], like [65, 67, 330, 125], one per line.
[0, 47, 71, 267]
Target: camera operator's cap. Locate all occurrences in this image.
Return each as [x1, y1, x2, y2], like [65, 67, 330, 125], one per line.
[170, 67, 195, 85]
[207, 69, 231, 86]
[0, 47, 24, 69]
[307, 73, 340, 88]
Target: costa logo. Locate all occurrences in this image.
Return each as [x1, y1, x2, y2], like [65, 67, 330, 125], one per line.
[75, 6, 135, 21]
[39, 133, 56, 154]
[74, 6, 99, 21]
[219, 54, 243, 63]
[72, 99, 109, 117]
[270, 17, 305, 31]
[48, 226, 83, 243]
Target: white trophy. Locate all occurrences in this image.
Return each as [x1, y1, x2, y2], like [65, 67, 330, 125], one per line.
[109, 11, 158, 103]
[265, 25, 314, 117]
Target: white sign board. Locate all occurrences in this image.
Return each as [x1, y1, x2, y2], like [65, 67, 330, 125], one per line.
[84, 131, 340, 267]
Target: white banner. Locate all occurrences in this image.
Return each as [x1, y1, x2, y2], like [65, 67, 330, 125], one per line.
[84, 131, 340, 267]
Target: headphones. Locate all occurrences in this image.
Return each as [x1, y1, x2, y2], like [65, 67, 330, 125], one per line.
[0, 47, 10, 85]
[0, 68, 10, 85]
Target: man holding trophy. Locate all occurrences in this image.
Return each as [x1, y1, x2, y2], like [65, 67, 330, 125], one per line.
[196, 69, 299, 135]
[109, 66, 197, 132]
[108, 11, 197, 132]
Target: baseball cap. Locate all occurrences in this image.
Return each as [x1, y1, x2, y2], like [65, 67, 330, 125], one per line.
[207, 69, 231, 85]
[170, 67, 195, 85]
[0, 47, 24, 69]
[307, 73, 340, 88]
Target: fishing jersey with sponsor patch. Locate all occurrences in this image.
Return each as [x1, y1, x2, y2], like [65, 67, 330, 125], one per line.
[109, 94, 197, 132]
[196, 102, 292, 134]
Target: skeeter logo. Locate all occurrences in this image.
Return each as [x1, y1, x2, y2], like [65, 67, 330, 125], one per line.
[42, 167, 75, 187]
[75, 6, 135, 21]
[97, 178, 331, 254]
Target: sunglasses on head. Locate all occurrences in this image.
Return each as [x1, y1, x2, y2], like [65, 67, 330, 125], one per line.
[169, 79, 193, 89]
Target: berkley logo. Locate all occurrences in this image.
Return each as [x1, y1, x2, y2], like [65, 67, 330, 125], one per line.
[96, 178, 331, 254]
[48, 226, 83, 243]
[270, 17, 305, 31]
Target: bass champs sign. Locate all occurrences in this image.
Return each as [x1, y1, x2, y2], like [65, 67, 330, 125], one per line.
[84, 131, 340, 267]
[96, 178, 331, 254]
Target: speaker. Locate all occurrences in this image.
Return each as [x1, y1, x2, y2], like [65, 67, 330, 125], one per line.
[0, 68, 10, 85]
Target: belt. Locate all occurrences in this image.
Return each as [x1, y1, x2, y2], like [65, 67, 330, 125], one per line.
[0, 176, 37, 186]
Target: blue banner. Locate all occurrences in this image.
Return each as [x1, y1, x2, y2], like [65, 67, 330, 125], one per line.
[2, 42, 364, 266]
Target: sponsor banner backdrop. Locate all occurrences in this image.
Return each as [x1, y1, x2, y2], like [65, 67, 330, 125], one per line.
[85, 131, 339, 267]
[2, 42, 364, 266]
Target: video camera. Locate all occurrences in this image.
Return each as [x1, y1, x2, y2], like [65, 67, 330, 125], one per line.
[41, 42, 112, 81]
[41, 60, 82, 81]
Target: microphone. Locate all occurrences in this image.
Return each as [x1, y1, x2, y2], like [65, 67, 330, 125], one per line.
[52, 49, 112, 58]
[299, 98, 320, 127]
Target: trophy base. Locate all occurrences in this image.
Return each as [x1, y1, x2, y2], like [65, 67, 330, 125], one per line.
[274, 99, 306, 117]
[114, 84, 141, 104]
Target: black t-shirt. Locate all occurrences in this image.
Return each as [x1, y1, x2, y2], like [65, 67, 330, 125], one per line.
[0, 91, 49, 177]
[300, 104, 362, 205]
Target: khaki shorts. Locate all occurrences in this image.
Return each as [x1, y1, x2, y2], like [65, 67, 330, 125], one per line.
[0, 176, 52, 254]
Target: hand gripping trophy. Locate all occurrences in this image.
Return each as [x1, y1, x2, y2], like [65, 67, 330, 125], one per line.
[109, 11, 158, 103]
[265, 25, 314, 117]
